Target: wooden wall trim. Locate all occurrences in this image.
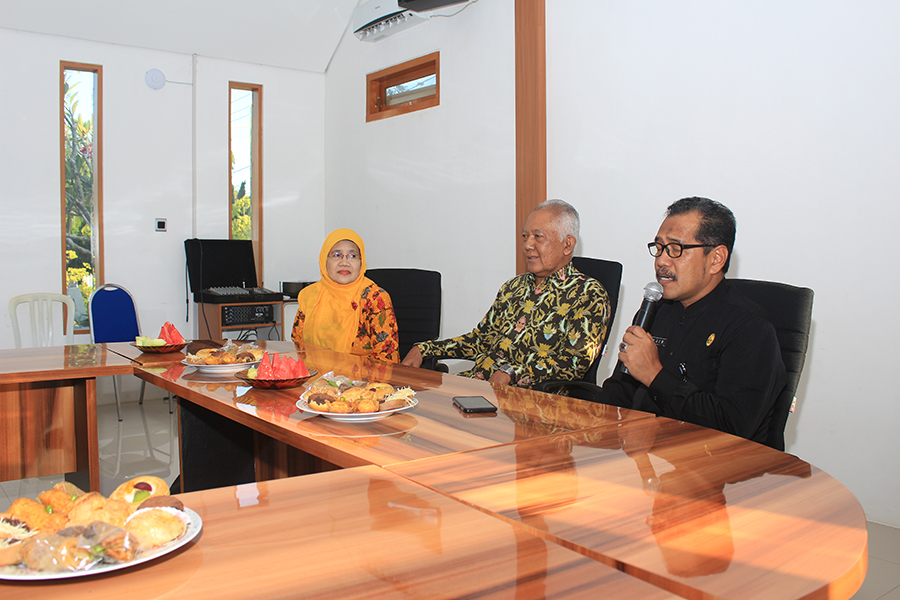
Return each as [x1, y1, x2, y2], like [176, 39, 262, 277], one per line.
[515, 0, 546, 275]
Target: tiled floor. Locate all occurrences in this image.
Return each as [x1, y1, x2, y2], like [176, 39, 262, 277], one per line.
[1, 388, 897, 599]
[855, 522, 900, 600]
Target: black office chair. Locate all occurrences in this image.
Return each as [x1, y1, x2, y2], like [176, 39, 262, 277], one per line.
[729, 279, 814, 452]
[531, 257, 623, 398]
[366, 268, 442, 364]
[547, 277, 813, 451]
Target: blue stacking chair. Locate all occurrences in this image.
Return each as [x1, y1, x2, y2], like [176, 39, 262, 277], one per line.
[88, 284, 146, 421]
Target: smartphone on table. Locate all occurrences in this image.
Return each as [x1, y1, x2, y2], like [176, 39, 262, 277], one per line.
[452, 396, 497, 413]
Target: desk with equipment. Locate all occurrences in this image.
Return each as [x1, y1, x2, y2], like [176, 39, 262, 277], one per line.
[184, 239, 284, 340]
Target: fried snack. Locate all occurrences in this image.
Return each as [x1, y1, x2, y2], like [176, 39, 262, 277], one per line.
[125, 508, 187, 548]
[328, 400, 354, 414]
[235, 351, 256, 363]
[52, 481, 86, 500]
[307, 392, 332, 412]
[110, 475, 170, 509]
[365, 382, 394, 401]
[138, 496, 184, 512]
[8, 498, 68, 533]
[67, 492, 132, 528]
[380, 387, 416, 411]
[356, 399, 380, 413]
[39, 488, 75, 516]
[82, 521, 141, 563]
[21, 532, 100, 572]
[0, 538, 24, 567]
[0, 517, 35, 567]
[339, 386, 367, 404]
[185, 352, 205, 365]
[308, 380, 342, 398]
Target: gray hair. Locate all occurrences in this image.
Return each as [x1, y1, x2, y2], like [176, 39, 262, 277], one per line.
[534, 199, 580, 242]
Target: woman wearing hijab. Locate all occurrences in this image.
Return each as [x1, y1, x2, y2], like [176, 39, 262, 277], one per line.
[291, 229, 400, 362]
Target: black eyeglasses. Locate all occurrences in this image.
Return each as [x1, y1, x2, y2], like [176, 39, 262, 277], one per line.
[648, 241, 715, 258]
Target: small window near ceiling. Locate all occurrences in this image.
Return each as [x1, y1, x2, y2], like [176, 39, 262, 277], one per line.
[367, 52, 439, 122]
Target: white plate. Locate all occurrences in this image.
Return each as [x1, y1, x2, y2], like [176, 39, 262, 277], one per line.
[0, 508, 202, 581]
[297, 397, 418, 422]
[181, 359, 260, 374]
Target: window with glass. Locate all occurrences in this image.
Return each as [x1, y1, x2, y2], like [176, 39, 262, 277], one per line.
[60, 62, 102, 331]
[229, 82, 262, 275]
[367, 52, 439, 122]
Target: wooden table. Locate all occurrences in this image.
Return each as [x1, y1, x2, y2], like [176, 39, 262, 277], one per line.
[1, 342, 868, 598]
[0, 467, 679, 599]
[389, 416, 869, 600]
[132, 341, 653, 484]
[0, 344, 133, 492]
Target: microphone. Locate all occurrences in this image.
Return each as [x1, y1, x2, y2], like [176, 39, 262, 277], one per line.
[631, 281, 664, 330]
[617, 282, 664, 375]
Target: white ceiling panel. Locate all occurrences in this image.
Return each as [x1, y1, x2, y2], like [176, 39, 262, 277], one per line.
[0, 0, 359, 73]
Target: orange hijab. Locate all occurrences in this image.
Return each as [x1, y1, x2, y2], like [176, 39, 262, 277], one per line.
[299, 229, 375, 353]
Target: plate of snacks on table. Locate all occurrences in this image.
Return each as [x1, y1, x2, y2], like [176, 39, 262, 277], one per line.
[297, 371, 418, 422]
[0, 476, 201, 580]
[183, 340, 262, 373]
[234, 351, 317, 389]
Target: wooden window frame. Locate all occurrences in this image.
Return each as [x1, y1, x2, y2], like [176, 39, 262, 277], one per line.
[367, 52, 440, 123]
[228, 81, 264, 283]
[60, 61, 103, 334]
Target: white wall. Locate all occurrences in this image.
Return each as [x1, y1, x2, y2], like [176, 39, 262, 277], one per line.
[0, 29, 325, 346]
[3, 0, 896, 529]
[192, 56, 325, 301]
[0, 29, 194, 346]
[323, 0, 516, 339]
[546, 1, 900, 527]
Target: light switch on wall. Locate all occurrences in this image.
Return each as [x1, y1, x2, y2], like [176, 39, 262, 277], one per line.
[155, 218, 167, 232]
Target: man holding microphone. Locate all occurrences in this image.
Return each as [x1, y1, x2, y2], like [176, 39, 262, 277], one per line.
[597, 197, 787, 446]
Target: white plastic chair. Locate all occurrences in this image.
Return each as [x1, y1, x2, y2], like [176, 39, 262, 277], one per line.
[8, 293, 76, 348]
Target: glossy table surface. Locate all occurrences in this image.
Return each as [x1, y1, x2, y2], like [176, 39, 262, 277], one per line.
[3, 341, 868, 598]
[131, 341, 652, 469]
[1, 467, 679, 599]
[389, 416, 869, 600]
[1, 344, 133, 491]
[0, 344, 133, 383]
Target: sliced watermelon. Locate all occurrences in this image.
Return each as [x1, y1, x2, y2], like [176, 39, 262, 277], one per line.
[275, 354, 292, 379]
[295, 356, 310, 378]
[158, 322, 185, 345]
[257, 352, 275, 380]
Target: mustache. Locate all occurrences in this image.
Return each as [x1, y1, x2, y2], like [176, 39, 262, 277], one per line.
[656, 268, 676, 281]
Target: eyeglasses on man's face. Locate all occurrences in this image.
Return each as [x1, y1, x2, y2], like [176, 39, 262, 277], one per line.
[327, 251, 360, 261]
[647, 241, 715, 259]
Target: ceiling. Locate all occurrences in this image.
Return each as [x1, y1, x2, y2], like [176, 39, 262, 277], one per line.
[0, 0, 360, 73]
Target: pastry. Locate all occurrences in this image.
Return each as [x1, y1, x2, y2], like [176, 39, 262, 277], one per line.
[138, 496, 184, 512]
[0, 516, 34, 567]
[67, 492, 132, 528]
[110, 475, 170, 509]
[307, 392, 332, 412]
[125, 508, 187, 548]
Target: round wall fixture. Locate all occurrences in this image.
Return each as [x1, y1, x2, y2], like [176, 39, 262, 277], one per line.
[145, 68, 166, 90]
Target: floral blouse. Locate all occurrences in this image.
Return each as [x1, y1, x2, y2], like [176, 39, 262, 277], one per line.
[292, 285, 400, 363]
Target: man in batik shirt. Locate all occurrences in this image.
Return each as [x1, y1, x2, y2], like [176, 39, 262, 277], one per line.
[401, 199, 610, 388]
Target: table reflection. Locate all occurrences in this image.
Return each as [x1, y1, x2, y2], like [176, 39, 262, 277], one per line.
[613, 417, 811, 578]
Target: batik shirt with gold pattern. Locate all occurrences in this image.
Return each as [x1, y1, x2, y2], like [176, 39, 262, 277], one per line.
[417, 263, 609, 388]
